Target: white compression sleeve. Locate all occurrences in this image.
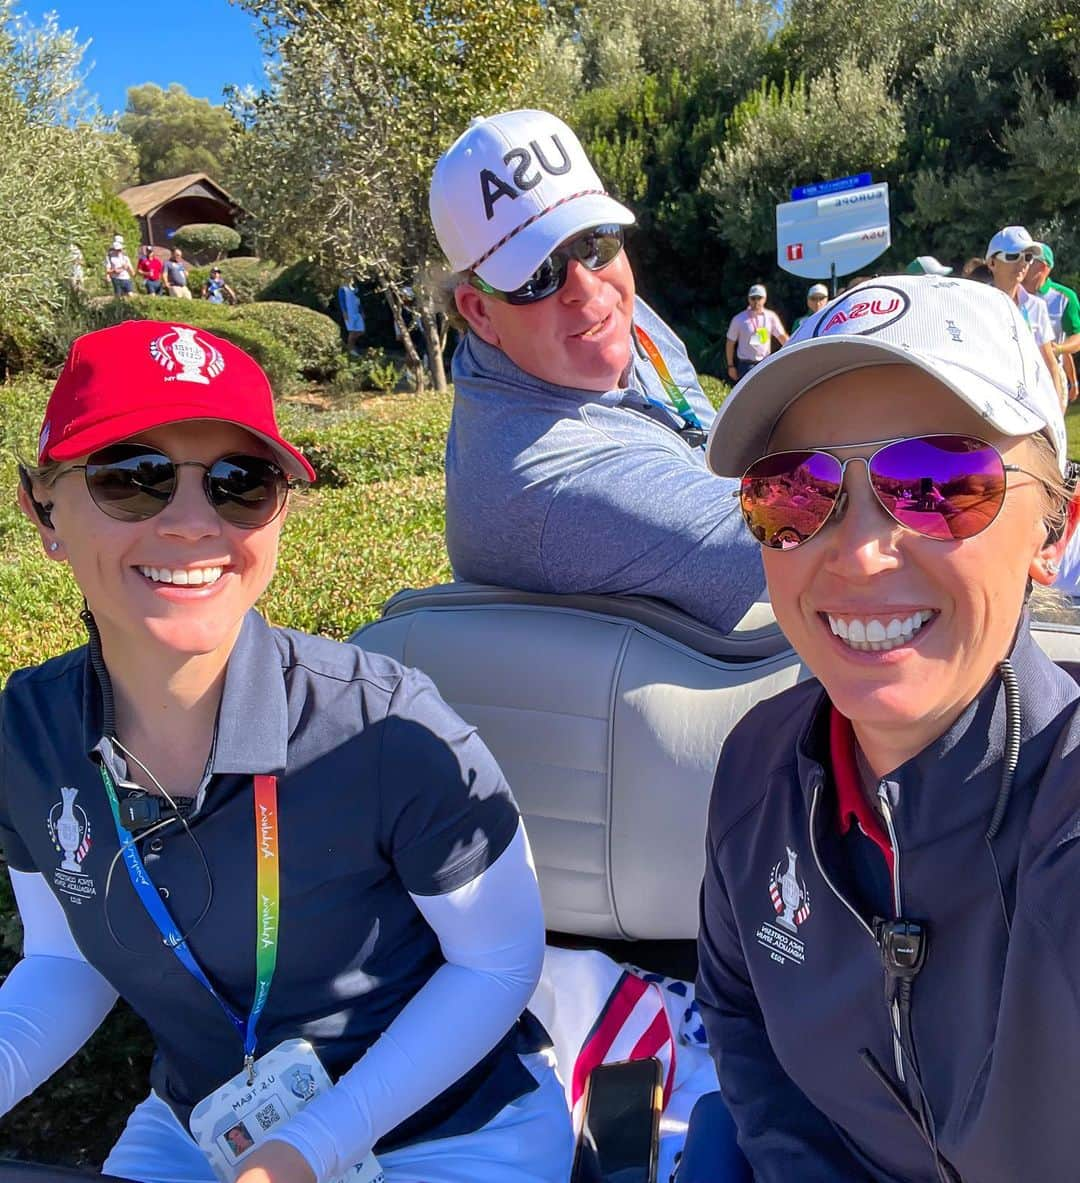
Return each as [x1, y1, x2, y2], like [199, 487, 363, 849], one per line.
[0, 869, 118, 1117]
[271, 820, 546, 1180]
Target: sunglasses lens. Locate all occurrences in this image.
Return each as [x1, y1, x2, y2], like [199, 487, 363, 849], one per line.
[869, 435, 1005, 541]
[740, 451, 843, 549]
[207, 455, 288, 527]
[84, 445, 175, 521]
[508, 254, 567, 304]
[569, 224, 624, 268]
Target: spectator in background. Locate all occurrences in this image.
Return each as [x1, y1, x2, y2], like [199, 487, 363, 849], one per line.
[962, 257, 993, 283]
[164, 247, 192, 299]
[104, 236, 134, 298]
[68, 245, 84, 294]
[338, 279, 366, 355]
[986, 225, 1065, 408]
[1024, 242, 1080, 404]
[136, 246, 163, 297]
[202, 267, 237, 305]
[905, 255, 953, 276]
[725, 285, 788, 382]
[792, 283, 829, 332]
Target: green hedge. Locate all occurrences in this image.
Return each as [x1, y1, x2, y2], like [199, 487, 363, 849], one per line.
[232, 302, 341, 379]
[89, 296, 301, 394]
[171, 222, 242, 260]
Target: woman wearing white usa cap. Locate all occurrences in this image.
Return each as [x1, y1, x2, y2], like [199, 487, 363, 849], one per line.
[0, 321, 571, 1183]
[695, 276, 1080, 1181]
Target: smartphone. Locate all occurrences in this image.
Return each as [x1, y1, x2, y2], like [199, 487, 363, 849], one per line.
[570, 1057, 663, 1183]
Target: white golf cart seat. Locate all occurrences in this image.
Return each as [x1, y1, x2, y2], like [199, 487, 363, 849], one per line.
[351, 583, 804, 941]
[352, 584, 1080, 944]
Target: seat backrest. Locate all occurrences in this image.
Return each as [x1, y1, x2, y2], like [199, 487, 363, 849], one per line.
[352, 584, 805, 940]
[353, 586, 1080, 940]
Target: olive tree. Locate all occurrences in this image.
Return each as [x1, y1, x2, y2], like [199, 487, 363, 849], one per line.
[229, 0, 548, 392]
[0, 1, 125, 371]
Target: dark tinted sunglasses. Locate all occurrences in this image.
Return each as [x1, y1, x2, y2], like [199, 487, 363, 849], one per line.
[995, 250, 1035, 263]
[56, 443, 293, 528]
[738, 434, 1040, 550]
[469, 224, 624, 305]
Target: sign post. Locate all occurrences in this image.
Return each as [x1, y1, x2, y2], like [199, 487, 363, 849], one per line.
[777, 176, 891, 295]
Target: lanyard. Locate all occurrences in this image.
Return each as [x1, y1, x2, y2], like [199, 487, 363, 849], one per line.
[99, 763, 280, 1083]
[633, 324, 707, 443]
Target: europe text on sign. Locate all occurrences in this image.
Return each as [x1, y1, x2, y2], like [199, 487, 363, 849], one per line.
[775, 182, 891, 280]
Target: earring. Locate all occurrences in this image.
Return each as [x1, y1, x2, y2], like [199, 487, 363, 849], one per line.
[48, 541, 60, 553]
[1047, 560, 1060, 575]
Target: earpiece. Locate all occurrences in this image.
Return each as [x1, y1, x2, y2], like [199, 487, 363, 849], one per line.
[17, 467, 55, 529]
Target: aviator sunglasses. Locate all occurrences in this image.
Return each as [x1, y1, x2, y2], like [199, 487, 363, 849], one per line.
[469, 224, 625, 305]
[738, 434, 1043, 551]
[52, 443, 294, 528]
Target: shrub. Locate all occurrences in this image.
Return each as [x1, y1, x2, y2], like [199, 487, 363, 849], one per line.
[232, 302, 341, 379]
[258, 258, 337, 315]
[698, 374, 729, 410]
[186, 256, 284, 304]
[171, 222, 242, 261]
[90, 296, 301, 394]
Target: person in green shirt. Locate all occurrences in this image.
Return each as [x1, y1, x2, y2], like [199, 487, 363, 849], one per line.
[791, 283, 829, 332]
[1025, 242, 1080, 403]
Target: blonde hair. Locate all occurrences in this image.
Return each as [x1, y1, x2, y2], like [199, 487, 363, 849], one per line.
[1023, 431, 1076, 618]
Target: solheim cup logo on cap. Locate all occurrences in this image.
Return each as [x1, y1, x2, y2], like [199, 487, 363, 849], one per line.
[149, 325, 225, 385]
[813, 284, 910, 338]
[755, 846, 810, 966]
[46, 786, 96, 901]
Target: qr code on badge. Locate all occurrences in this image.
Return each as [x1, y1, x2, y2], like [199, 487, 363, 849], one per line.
[254, 1099, 283, 1132]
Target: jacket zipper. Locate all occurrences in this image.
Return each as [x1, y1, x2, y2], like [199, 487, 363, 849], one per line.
[877, 781, 906, 1081]
[808, 777, 907, 1082]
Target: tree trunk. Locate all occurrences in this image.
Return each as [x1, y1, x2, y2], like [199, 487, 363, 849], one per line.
[419, 304, 447, 392]
[383, 283, 425, 394]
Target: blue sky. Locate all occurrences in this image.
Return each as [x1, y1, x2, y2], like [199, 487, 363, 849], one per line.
[19, 0, 267, 114]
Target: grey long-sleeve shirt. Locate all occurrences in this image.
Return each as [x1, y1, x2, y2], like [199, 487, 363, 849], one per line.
[446, 297, 764, 634]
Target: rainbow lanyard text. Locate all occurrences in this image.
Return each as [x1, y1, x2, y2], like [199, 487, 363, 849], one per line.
[633, 323, 706, 435]
[99, 764, 279, 1083]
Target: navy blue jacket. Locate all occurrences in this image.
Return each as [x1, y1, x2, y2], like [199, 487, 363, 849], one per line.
[697, 622, 1080, 1181]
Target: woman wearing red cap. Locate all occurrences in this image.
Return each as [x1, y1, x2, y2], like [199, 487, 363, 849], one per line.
[0, 322, 572, 1183]
[695, 277, 1080, 1181]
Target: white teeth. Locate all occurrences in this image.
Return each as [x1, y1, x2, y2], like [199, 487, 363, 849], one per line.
[826, 610, 935, 652]
[139, 566, 223, 587]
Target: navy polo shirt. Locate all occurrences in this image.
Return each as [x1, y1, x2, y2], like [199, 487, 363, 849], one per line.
[0, 611, 542, 1146]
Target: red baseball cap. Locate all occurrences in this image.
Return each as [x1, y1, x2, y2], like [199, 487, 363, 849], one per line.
[38, 321, 316, 481]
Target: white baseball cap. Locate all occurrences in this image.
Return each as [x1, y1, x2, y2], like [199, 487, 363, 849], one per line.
[986, 225, 1035, 259]
[808, 283, 829, 298]
[111, 235, 124, 249]
[429, 109, 635, 292]
[706, 274, 1067, 477]
[748, 284, 767, 298]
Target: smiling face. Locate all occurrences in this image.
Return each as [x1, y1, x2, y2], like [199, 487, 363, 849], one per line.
[455, 247, 637, 391]
[988, 251, 1031, 294]
[29, 420, 286, 677]
[760, 364, 1057, 773]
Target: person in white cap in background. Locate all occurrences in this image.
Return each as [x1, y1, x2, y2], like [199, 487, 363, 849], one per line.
[905, 255, 953, 277]
[428, 109, 763, 635]
[986, 225, 1065, 408]
[725, 285, 788, 383]
[104, 234, 135, 298]
[1022, 241, 1080, 404]
[697, 274, 1080, 1181]
[792, 283, 830, 332]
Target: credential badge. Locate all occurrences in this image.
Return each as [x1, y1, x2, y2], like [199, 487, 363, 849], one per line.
[756, 846, 810, 966]
[46, 786, 96, 902]
[149, 326, 225, 385]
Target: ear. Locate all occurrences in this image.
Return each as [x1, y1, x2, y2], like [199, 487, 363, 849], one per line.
[16, 478, 64, 559]
[1030, 492, 1080, 585]
[454, 283, 502, 348]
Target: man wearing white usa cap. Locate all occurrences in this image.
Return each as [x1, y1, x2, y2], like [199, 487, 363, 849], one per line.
[429, 109, 763, 634]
